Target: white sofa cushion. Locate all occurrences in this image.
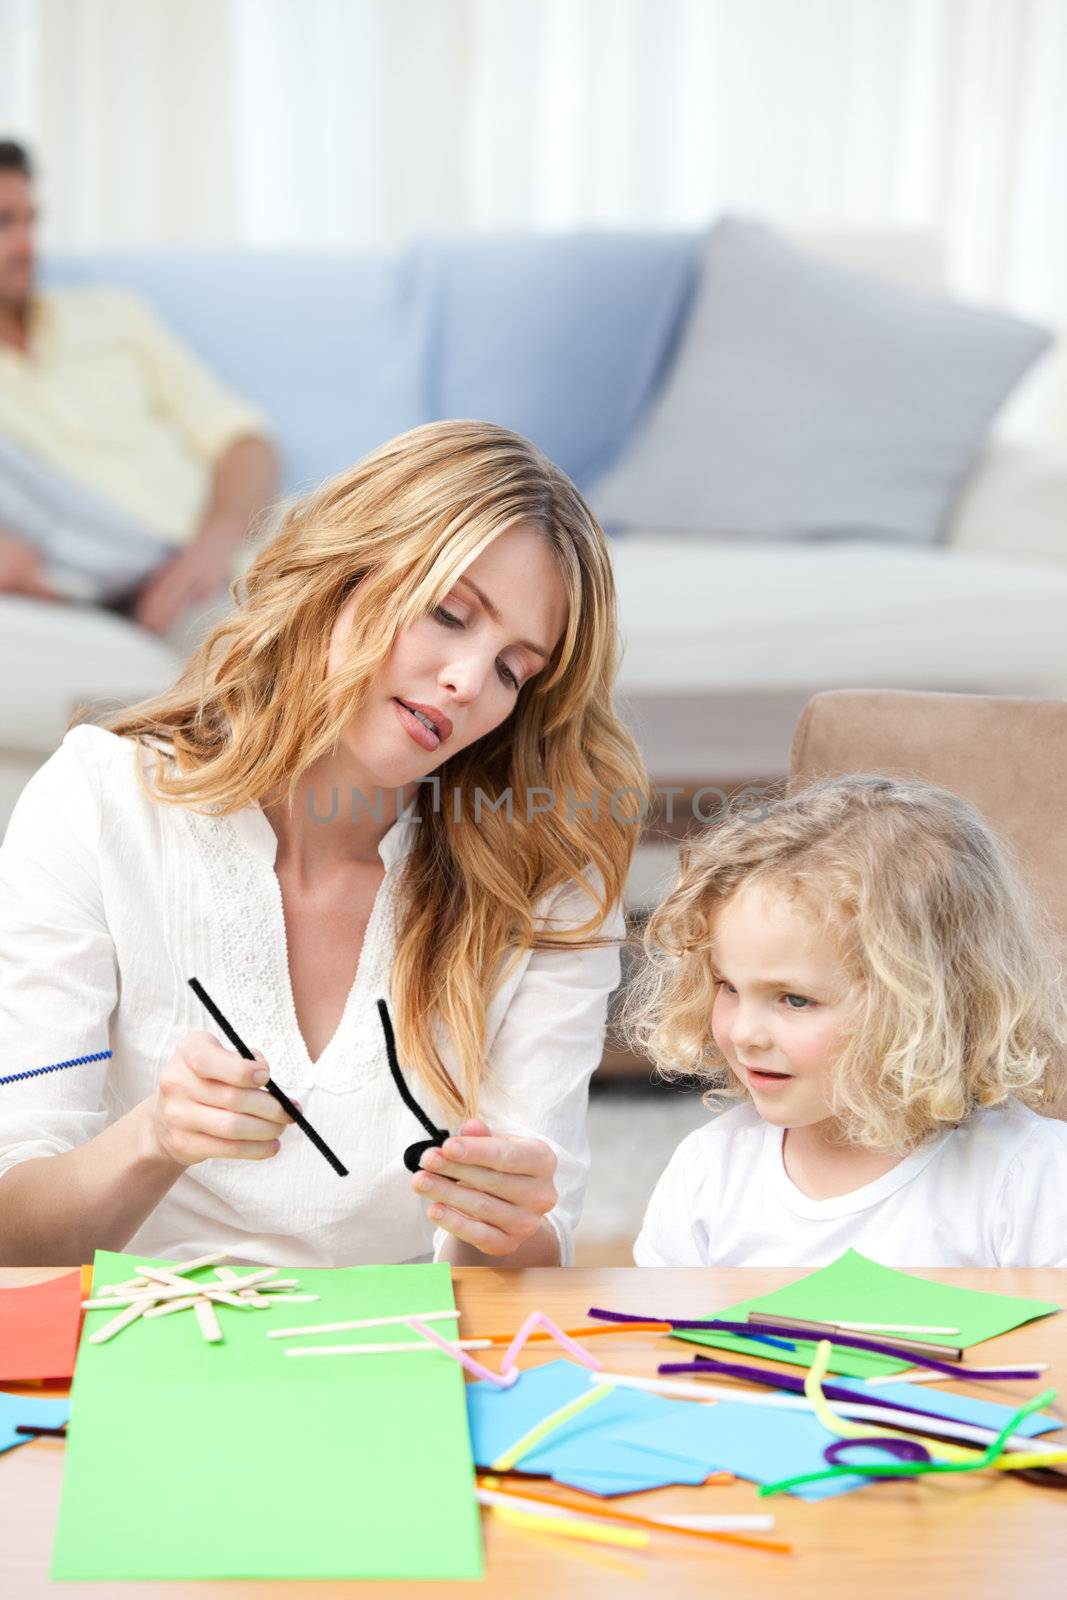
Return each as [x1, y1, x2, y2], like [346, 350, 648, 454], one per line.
[611, 536, 1067, 697]
[0, 596, 179, 751]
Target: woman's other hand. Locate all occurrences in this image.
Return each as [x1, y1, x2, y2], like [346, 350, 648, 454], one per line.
[148, 1030, 298, 1168]
[411, 1118, 560, 1261]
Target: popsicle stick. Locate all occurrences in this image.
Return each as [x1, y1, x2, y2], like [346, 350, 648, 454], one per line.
[196, 1267, 282, 1292]
[285, 1338, 492, 1357]
[82, 1281, 232, 1309]
[190, 1286, 257, 1311]
[144, 1296, 200, 1318]
[96, 1252, 229, 1293]
[838, 1321, 960, 1335]
[139, 1265, 280, 1298]
[86, 1282, 267, 1312]
[213, 1267, 268, 1305]
[659, 1513, 776, 1533]
[194, 1298, 223, 1343]
[268, 1308, 461, 1340]
[89, 1300, 153, 1344]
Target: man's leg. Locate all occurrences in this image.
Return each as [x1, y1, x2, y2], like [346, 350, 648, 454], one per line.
[0, 435, 175, 601]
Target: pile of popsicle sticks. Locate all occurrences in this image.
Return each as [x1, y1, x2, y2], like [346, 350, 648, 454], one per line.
[80, 1251, 320, 1344]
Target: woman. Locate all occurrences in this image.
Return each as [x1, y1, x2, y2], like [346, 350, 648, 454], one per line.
[0, 421, 648, 1268]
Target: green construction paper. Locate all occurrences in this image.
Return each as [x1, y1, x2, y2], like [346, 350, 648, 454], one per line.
[675, 1249, 1063, 1379]
[51, 1251, 482, 1582]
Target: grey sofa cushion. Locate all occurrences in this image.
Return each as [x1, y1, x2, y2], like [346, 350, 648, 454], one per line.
[591, 216, 1052, 543]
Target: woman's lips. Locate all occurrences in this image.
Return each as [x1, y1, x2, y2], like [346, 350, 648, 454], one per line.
[393, 698, 441, 752]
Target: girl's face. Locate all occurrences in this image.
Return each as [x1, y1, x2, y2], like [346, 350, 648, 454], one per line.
[710, 880, 854, 1130]
[329, 520, 568, 788]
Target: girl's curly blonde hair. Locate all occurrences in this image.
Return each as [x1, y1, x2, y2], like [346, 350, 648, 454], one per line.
[621, 774, 1067, 1153]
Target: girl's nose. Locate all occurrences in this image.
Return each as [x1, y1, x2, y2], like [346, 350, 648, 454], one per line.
[732, 1005, 773, 1051]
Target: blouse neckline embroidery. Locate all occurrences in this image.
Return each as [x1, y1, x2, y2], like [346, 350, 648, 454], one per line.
[182, 801, 419, 1093]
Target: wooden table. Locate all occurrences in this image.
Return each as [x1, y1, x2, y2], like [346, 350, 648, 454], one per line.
[3, 1265, 1065, 1597]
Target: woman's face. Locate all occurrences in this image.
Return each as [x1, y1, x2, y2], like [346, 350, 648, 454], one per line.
[329, 520, 568, 788]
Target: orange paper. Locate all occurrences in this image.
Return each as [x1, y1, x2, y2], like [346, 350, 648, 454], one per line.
[0, 1271, 84, 1382]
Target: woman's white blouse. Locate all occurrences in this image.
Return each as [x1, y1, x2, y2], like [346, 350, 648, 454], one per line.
[0, 726, 625, 1266]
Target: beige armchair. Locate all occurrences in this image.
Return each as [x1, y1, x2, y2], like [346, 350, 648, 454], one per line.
[789, 688, 1067, 1117]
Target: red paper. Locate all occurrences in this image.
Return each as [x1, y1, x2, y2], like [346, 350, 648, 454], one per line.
[0, 1271, 83, 1382]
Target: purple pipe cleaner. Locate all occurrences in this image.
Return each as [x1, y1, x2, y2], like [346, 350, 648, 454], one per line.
[586, 1306, 1040, 1381]
[825, 1436, 932, 1469]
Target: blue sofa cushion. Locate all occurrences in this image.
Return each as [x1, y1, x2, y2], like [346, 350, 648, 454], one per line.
[419, 232, 697, 488]
[44, 250, 431, 494]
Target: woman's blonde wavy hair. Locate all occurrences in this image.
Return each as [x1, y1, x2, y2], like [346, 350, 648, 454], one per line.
[621, 774, 1067, 1153]
[91, 420, 650, 1118]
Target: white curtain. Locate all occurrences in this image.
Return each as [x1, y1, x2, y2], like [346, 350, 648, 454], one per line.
[2, 0, 1065, 438]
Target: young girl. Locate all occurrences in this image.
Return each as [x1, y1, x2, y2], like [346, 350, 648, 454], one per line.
[626, 774, 1067, 1269]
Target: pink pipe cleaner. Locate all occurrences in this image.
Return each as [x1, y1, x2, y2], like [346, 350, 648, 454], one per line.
[500, 1312, 603, 1375]
[405, 1317, 519, 1388]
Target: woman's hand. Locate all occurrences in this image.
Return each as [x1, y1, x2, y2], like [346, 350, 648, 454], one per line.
[411, 1118, 559, 1261]
[148, 1030, 298, 1168]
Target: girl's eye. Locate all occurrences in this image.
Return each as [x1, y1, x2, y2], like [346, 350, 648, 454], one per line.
[716, 980, 736, 994]
[432, 606, 520, 691]
[783, 994, 811, 1009]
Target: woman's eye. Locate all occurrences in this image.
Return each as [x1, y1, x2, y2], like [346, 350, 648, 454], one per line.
[434, 606, 519, 690]
[783, 994, 811, 1009]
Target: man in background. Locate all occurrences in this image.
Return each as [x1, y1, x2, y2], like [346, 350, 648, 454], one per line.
[0, 139, 279, 649]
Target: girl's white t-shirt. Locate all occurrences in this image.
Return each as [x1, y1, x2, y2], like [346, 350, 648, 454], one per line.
[634, 1097, 1067, 1269]
[0, 726, 625, 1267]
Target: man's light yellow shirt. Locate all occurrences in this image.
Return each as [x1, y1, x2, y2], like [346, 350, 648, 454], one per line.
[0, 286, 270, 543]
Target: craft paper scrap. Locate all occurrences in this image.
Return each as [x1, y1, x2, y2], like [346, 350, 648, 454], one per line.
[0, 1271, 83, 1382]
[673, 1249, 1062, 1377]
[0, 1391, 72, 1455]
[466, 1358, 708, 1493]
[51, 1252, 482, 1582]
[616, 1401, 885, 1500]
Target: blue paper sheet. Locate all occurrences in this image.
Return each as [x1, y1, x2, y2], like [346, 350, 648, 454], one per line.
[615, 1401, 895, 1500]
[466, 1360, 707, 1494]
[0, 1390, 72, 1455]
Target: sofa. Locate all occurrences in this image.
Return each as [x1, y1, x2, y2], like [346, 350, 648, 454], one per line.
[3, 225, 1066, 914]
